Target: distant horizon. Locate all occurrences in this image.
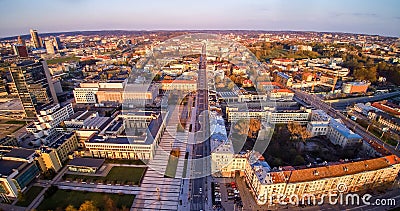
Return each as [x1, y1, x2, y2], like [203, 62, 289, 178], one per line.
[1, 28, 399, 40]
[1, 0, 399, 38]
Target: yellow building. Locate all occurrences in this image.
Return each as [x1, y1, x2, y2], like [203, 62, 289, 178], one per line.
[36, 133, 78, 172]
[37, 149, 62, 172]
[96, 90, 123, 104]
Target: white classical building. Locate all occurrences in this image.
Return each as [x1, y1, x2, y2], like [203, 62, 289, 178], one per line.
[210, 111, 248, 177]
[226, 107, 310, 124]
[73, 87, 98, 104]
[327, 119, 362, 148]
[306, 121, 329, 137]
[84, 112, 167, 160]
[307, 110, 362, 148]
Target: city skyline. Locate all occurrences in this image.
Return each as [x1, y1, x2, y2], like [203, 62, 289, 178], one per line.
[1, 0, 400, 38]
[0, 1, 400, 209]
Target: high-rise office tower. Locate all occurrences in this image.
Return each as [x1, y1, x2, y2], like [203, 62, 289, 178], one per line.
[53, 37, 62, 50]
[45, 40, 55, 54]
[17, 35, 25, 45]
[10, 60, 58, 119]
[30, 29, 42, 48]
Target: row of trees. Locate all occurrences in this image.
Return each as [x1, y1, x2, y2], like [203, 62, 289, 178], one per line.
[249, 42, 320, 61]
[64, 196, 129, 211]
[250, 41, 400, 86]
[342, 54, 378, 82]
[233, 118, 261, 139]
[287, 122, 311, 142]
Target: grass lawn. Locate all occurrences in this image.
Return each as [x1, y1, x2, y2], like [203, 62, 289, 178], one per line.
[37, 190, 134, 211]
[164, 155, 178, 178]
[65, 166, 146, 185]
[164, 149, 180, 178]
[46, 56, 80, 65]
[15, 186, 43, 207]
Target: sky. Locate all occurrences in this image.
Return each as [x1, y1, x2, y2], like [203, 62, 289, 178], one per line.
[0, 0, 399, 38]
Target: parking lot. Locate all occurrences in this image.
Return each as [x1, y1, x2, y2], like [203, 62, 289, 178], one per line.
[211, 178, 243, 210]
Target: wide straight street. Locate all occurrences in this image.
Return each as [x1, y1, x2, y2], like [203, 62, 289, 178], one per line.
[190, 44, 212, 211]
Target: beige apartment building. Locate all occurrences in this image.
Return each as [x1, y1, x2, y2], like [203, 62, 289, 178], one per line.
[243, 155, 400, 204]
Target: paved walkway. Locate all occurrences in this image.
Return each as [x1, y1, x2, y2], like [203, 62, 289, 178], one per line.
[179, 96, 196, 211]
[131, 105, 189, 211]
[27, 166, 68, 210]
[0, 203, 26, 211]
[65, 163, 146, 177]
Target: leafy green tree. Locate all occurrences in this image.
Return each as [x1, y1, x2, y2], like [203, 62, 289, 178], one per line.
[354, 66, 377, 82]
[293, 155, 306, 166]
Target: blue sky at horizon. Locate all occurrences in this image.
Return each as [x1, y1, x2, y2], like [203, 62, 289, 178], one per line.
[0, 0, 399, 38]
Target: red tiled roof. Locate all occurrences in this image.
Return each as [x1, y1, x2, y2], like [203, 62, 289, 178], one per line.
[372, 102, 400, 116]
[272, 89, 294, 93]
[161, 80, 196, 84]
[288, 155, 399, 183]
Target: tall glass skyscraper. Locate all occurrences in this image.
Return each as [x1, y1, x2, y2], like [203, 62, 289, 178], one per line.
[30, 29, 42, 49]
[10, 60, 58, 119]
[53, 37, 62, 50]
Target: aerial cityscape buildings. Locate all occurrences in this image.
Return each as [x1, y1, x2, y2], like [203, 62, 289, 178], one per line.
[0, 1, 400, 210]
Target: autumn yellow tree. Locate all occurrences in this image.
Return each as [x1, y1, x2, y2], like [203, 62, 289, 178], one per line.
[78, 201, 99, 211]
[287, 121, 311, 142]
[65, 205, 78, 211]
[104, 196, 116, 211]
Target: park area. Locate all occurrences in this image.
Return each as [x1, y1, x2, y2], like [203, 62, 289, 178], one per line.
[46, 56, 80, 64]
[263, 124, 370, 168]
[37, 189, 134, 211]
[64, 166, 146, 186]
[15, 186, 43, 207]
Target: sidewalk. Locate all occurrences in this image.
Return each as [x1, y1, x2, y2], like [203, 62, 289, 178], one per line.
[131, 105, 189, 210]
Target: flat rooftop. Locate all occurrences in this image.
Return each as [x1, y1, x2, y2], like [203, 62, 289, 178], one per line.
[0, 99, 24, 111]
[0, 160, 25, 177]
[68, 157, 105, 168]
[88, 113, 164, 145]
[4, 148, 35, 159]
[47, 133, 75, 149]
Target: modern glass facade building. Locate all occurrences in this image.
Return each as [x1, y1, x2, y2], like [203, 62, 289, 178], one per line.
[10, 60, 57, 119]
[30, 29, 42, 49]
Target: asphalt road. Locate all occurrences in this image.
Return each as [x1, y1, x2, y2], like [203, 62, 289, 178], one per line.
[190, 44, 212, 211]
